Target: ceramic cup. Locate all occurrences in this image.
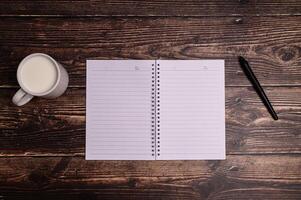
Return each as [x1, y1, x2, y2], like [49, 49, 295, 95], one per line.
[12, 53, 69, 106]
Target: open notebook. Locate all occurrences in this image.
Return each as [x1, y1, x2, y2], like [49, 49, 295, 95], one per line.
[86, 60, 225, 160]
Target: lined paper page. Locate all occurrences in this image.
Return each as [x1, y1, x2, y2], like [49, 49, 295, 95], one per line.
[86, 60, 154, 160]
[157, 60, 225, 160]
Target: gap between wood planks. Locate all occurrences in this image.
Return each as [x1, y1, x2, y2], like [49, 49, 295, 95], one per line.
[1, 14, 301, 18]
[1, 152, 301, 158]
[1, 85, 301, 89]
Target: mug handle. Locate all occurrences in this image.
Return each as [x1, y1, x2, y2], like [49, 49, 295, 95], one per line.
[12, 88, 34, 106]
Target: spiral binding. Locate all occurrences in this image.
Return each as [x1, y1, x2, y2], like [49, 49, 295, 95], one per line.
[156, 62, 161, 157]
[151, 63, 156, 157]
[151, 62, 161, 158]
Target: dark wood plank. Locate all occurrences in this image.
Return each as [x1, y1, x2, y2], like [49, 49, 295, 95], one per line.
[0, 0, 301, 17]
[0, 155, 300, 199]
[1, 17, 301, 87]
[1, 87, 300, 156]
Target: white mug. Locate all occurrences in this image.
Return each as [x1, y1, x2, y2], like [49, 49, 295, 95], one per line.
[12, 53, 69, 106]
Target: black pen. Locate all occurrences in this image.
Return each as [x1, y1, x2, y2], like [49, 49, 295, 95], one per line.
[238, 56, 278, 120]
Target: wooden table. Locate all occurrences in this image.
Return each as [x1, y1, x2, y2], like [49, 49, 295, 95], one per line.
[0, 1, 301, 199]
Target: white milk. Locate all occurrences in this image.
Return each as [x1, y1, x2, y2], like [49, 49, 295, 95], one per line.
[20, 55, 58, 93]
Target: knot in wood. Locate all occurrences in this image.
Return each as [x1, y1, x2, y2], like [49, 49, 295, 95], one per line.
[278, 47, 298, 62]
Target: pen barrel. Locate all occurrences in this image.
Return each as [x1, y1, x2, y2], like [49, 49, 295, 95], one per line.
[239, 58, 278, 120]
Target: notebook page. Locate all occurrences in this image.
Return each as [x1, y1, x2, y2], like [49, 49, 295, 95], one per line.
[86, 60, 155, 160]
[157, 60, 225, 160]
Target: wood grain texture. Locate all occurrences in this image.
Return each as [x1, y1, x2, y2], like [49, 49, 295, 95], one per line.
[0, 155, 300, 199]
[0, 1, 301, 199]
[0, 0, 301, 17]
[1, 17, 301, 87]
[0, 87, 300, 156]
